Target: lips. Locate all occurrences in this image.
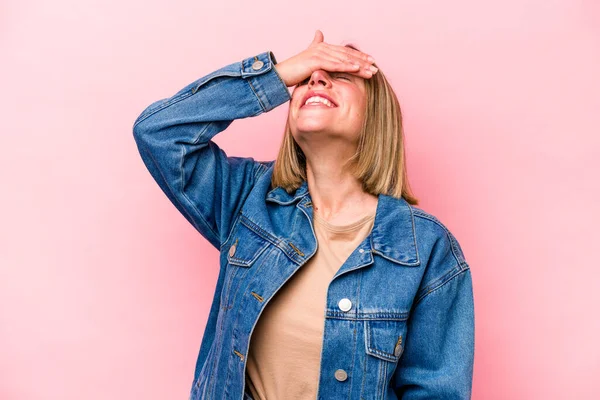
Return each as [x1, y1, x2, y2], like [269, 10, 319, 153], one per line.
[300, 90, 338, 108]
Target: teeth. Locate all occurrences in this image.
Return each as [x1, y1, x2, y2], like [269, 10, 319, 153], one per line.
[304, 96, 334, 107]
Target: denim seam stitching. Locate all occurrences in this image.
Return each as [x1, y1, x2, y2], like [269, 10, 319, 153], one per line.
[227, 239, 270, 267]
[328, 311, 409, 321]
[253, 161, 270, 181]
[347, 271, 361, 400]
[414, 267, 470, 306]
[360, 333, 368, 397]
[411, 209, 468, 270]
[271, 67, 291, 101]
[220, 212, 242, 251]
[223, 253, 270, 400]
[133, 91, 193, 128]
[239, 215, 278, 243]
[140, 145, 217, 244]
[378, 355, 385, 398]
[406, 203, 421, 264]
[191, 121, 213, 145]
[179, 144, 220, 244]
[246, 79, 267, 112]
[221, 263, 237, 311]
[416, 261, 462, 301]
[228, 249, 270, 314]
[366, 321, 403, 362]
[238, 215, 296, 262]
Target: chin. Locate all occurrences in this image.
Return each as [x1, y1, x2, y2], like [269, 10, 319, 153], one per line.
[296, 118, 335, 130]
[296, 126, 331, 136]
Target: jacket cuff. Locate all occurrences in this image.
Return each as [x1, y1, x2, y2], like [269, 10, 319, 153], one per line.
[242, 51, 292, 112]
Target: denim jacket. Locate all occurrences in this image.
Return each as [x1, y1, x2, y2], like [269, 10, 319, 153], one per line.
[132, 50, 475, 400]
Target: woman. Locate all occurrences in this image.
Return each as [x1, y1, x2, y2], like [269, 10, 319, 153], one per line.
[133, 30, 474, 400]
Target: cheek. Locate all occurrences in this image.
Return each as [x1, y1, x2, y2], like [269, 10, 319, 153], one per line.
[291, 88, 303, 105]
[289, 98, 302, 118]
[350, 98, 366, 119]
[356, 97, 367, 121]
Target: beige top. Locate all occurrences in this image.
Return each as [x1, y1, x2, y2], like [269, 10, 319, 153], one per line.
[245, 209, 376, 399]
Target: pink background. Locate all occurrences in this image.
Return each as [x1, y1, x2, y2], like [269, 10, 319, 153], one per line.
[1, 0, 599, 399]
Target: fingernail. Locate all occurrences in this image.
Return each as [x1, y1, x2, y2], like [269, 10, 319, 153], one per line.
[367, 56, 375, 63]
[369, 65, 378, 73]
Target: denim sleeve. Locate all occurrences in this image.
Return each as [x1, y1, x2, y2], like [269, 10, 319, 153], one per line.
[132, 51, 291, 249]
[393, 267, 475, 399]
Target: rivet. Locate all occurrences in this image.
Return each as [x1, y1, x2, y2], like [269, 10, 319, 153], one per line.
[394, 335, 403, 357]
[251, 292, 264, 302]
[334, 369, 348, 381]
[288, 242, 305, 256]
[233, 349, 245, 360]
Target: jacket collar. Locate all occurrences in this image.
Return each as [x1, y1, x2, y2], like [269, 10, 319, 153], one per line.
[266, 180, 420, 267]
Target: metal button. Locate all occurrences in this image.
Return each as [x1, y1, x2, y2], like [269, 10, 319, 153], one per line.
[394, 342, 403, 357]
[229, 243, 237, 257]
[338, 298, 352, 312]
[394, 336, 403, 357]
[334, 369, 348, 381]
[251, 60, 264, 70]
[358, 249, 364, 253]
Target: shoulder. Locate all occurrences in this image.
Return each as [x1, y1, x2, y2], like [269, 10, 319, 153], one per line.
[255, 160, 275, 173]
[256, 160, 276, 168]
[408, 204, 470, 271]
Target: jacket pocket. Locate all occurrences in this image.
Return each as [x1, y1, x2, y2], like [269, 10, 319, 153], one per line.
[364, 319, 407, 363]
[221, 216, 272, 309]
[363, 319, 408, 399]
[226, 218, 271, 267]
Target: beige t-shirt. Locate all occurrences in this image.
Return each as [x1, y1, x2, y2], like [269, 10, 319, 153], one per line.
[245, 210, 376, 399]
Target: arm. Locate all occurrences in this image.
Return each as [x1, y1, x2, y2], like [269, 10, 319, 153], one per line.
[393, 239, 475, 399]
[132, 51, 291, 249]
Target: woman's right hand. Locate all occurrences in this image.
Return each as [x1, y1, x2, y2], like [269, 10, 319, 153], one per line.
[274, 30, 378, 87]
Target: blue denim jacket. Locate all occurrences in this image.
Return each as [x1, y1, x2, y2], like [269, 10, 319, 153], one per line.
[132, 50, 475, 400]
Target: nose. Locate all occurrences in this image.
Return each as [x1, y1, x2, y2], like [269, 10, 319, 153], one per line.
[308, 70, 332, 88]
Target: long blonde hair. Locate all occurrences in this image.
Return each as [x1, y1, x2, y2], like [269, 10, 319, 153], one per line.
[271, 44, 419, 206]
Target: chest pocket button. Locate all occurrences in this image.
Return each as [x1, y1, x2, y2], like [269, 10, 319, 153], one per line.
[338, 298, 352, 312]
[365, 319, 408, 362]
[229, 240, 238, 257]
[226, 219, 271, 267]
[394, 335, 403, 357]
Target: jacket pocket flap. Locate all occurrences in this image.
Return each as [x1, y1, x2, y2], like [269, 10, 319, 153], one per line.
[226, 222, 271, 267]
[365, 319, 407, 362]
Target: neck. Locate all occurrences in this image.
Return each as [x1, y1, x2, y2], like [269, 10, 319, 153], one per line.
[305, 159, 377, 222]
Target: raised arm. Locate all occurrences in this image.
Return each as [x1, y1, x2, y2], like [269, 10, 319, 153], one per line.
[132, 30, 379, 250]
[132, 51, 291, 249]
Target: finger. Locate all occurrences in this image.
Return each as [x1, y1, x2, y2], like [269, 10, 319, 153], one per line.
[319, 45, 378, 78]
[324, 43, 376, 64]
[314, 52, 361, 72]
[325, 52, 378, 78]
[311, 29, 324, 45]
[316, 54, 377, 79]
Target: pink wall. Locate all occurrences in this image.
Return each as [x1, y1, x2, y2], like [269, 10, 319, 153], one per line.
[1, 0, 598, 399]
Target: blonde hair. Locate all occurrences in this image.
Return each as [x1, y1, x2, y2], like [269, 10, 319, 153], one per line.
[271, 43, 419, 206]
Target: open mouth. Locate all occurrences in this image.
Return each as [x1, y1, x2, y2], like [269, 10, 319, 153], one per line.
[301, 96, 338, 109]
